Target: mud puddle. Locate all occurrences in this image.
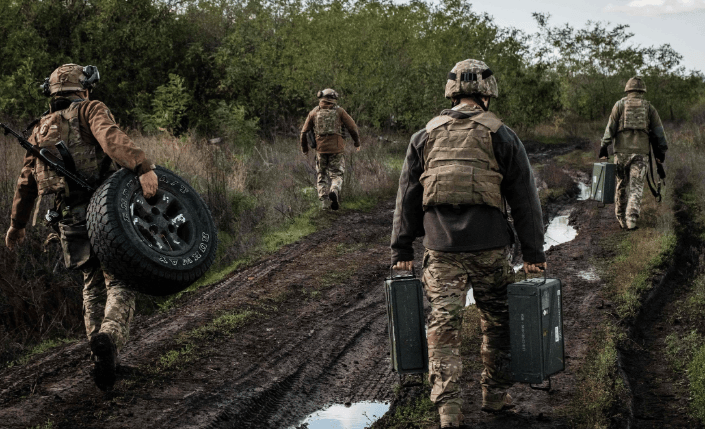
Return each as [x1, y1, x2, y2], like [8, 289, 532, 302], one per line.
[577, 181, 591, 200]
[544, 214, 577, 251]
[294, 401, 390, 429]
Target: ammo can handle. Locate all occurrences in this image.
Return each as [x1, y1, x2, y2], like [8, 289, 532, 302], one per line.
[390, 264, 417, 279]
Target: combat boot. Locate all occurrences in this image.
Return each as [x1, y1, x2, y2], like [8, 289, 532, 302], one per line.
[329, 189, 340, 211]
[320, 196, 330, 210]
[90, 332, 117, 391]
[481, 390, 513, 413]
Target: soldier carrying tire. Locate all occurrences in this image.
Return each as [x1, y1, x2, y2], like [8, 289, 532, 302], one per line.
[4, 63, 159, 391]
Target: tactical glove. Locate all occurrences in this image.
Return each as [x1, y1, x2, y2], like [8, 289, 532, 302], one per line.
[5, 227, 26, 250]
[598, 146, 609, 159]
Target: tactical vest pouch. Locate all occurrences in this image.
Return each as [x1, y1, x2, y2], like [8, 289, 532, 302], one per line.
[420, 165, 503, 209]
[31, 101, 104, 196]
[385, 273, 428, 374]
[314, 107, 340, 136]
[58, 220, 94, 270]
[508, 277, 564, 385]
[620, 98, 649, 132]
[33, 113, 68, 195]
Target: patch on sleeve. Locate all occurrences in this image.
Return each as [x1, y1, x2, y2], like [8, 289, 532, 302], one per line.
[425, 115, 453, 134]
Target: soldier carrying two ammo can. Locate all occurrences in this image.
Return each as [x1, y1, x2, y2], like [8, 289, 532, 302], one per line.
[599, 76, 669, 230]
[4, 64, 158, 391]
[390, 59, 547, 428]
[299, 88, 361, 210]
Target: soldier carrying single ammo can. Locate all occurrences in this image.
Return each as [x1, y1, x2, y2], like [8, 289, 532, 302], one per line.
[599, 76, 669, 230]
[4, 63, 158, 391]
[390, 59, 547, 428]
[299, 88, 361, 210]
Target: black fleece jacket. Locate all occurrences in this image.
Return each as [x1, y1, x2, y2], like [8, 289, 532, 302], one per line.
[390, 108, 546, 265]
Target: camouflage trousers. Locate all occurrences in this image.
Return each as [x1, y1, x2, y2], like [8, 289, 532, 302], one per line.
[81, 261, 136, 353]
[614, 153, 647, 229]
[422, 248, 515, 427]
[316, 152, 345, 199]
[58, 201, 136, 354]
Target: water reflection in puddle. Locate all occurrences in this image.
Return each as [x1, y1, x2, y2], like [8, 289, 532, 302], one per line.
[295, 401, 390, 429]
[544, 215, 577, 251]
[465, 288, 475, 306]
[578, 268, 600, 281]
[577, 182, 591, 200]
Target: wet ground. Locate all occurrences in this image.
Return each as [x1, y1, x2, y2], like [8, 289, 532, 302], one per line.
[0, 141, 699, 428]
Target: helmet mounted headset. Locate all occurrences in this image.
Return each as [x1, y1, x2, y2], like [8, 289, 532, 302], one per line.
[40, 64, 101, 97]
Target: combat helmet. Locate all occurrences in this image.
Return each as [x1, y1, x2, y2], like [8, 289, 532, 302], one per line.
[41, 64, 101, 97]
[445, 59, 498, 102]
[625, 76, 646, 93]
[317, 88, 339, 100]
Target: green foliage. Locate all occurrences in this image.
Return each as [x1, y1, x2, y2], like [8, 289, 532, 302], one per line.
[0, 0, 701, 135]
[141, 74, 192, 133]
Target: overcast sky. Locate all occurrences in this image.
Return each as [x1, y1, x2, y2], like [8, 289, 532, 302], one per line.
[467, 0, 704, 74]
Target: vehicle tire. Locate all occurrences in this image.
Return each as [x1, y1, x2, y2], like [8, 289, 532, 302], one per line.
[87, 166, 218, 296]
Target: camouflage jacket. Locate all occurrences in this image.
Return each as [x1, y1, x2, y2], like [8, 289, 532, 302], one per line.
[601, 93, 668, 159]
[11, 95, 154, 229]
[300, 100, 360, 154]
[391, 105, 546, 265]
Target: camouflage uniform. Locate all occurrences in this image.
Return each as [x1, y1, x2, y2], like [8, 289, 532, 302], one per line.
[9, 65, 153, 360]
[61, 203, 137, 354]
[391, 59, 545, 427]
[601, 77, 668, 229]
[614, 153, 647, 229]
[316, 152, 345, 199]
[423, 248, 515, 427]
[300, 89, 361, 205]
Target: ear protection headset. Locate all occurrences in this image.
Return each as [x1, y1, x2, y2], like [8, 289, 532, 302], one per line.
[40, 65, 101, 97]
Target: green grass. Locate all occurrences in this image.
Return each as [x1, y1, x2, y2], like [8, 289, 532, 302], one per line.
[4, 337, 77, 369]
[342, 195, 379, 211]
[603, 230, 676, 320]
[689, 343, 705, 423]
[155, 309, 260, 371]
[28, 419, 54, 429]
[568, 322, 627, 428]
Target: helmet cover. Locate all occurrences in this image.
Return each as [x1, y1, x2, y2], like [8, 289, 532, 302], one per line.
[624, 77, 646, 93]
[317, 88, 339, 100]
[444, 59, 498, 100]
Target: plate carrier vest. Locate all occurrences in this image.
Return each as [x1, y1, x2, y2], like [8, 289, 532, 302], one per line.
[420, 110, 504, 210]
[615, 96, 651, 154]
[314, 106, 341, 137]
[31, 100, 108, 195]
[618, 97, 649, 133]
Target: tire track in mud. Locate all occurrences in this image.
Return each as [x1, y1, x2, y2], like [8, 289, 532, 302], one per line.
[620, 186, 705, 429]
[0, 200, 402, 429]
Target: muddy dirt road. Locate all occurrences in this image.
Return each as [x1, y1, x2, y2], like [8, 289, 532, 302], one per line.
[0, 142, 696, 428]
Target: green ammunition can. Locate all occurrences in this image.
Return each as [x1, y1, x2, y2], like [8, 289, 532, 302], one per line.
[591, 162, 616, 204]
[508, 277, 564, 384]
[385, 274, 428, 374]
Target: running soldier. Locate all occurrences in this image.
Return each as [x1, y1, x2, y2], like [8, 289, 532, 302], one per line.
[390, 59, 546, 428]
[600, 76, 668, 230]
[4, 64, 158, 391]
[300, 88, 361, 210]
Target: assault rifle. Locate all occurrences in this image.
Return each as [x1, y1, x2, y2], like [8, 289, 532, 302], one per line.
[1, 123, 95, 192]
